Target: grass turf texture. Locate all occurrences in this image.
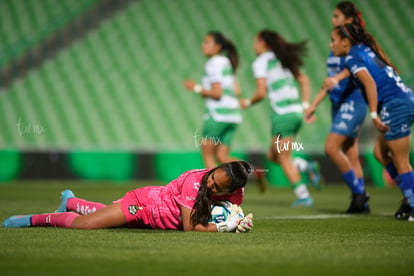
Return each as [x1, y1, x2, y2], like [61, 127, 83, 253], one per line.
[0, 181, 413, 276]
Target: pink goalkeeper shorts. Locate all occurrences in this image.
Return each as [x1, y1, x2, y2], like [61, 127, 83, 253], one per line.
[113, 189, 152, 229]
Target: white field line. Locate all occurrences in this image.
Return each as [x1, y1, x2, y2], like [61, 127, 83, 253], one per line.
[263, 213, 393, 220]
[263, 214, 353, 220]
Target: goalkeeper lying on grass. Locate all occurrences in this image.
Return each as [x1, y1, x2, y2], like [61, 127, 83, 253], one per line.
[3, 161, 253, 233]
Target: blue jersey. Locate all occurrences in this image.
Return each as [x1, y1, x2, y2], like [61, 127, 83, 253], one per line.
[327, 52, 365, 108]
[345, 44, 412, 108]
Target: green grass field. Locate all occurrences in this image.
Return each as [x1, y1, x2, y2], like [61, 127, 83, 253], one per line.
[1, 181, 413, 276]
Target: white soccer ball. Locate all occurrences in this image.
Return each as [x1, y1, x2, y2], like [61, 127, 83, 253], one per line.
[210, 203, 231, 223]
[209, 201, 244, 223]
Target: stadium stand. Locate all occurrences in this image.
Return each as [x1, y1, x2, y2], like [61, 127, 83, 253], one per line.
[0, 0, 413, 182]
[0, 0, 100, 68]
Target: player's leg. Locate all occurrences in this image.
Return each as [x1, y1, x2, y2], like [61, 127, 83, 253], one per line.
[343, 137, 370, 213]
[267, 137, 279, 164]
[373, 133, 390, 166]
[325, 132, 353, 173]
[70, 203, 127, 229]
[386, 135, 414, 221]
[201, 118, 220, 168]
[2, 212, 79, 228]
[216, 145, 240, 163]
[271, 112, 312, 207]
[215, 124, 239, 164]
[343, 99, 367, 191]
[292, 157, 321, 190]
[377, 133, 412, 219]
[3, 203, 127, 229]
[377, 134, 410, 219]
[56, 189, 106, 215]
[4, 190, 109, 228]
[277, 136, 301, 183]
[343, 137, 366, 192]
[293, 157, 308, 172]
[265, 137, 282, 195]
[325, 133, 368, 213]
[374, 133, 399, 183]
[201, 142, 217, 169]
[381, 96, 414, 220]
[325, 133, 363, 193]
[346, 138, 364, 180]
[276, 135, 313, 207]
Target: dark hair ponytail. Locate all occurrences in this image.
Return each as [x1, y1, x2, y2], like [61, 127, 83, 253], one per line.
[335, 1, 365, 29]
[190, 174, 211, 227]
[208, 31, 239, 72]
[335, 23, 399, 73]
[258, 30, 308, 78]
[190, 161, 252, 227]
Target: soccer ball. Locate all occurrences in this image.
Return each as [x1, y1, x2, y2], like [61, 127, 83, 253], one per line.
[210, 202, 232, 223]
[209, 201, 244, 223]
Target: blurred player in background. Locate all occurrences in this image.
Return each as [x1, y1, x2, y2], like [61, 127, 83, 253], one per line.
[3, 161, 254, 232]
[240, 30, 315, 207]
[293, 157, 321, 190]
[325, 22, 414, 221]
[183, 31, 242, 169]
[183, 31, 267, 193]
[305, 1, 369, 213]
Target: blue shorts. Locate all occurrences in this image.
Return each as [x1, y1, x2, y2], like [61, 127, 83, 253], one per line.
[380, 95, 414, 141]
[330, 100, 367, 138]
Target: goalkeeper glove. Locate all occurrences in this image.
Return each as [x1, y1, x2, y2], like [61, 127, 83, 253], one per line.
[216, 213, 241, 232]
[236, 213, 253, 233]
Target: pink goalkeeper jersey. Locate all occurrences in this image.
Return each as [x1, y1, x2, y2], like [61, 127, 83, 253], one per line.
[131, 169, 244, 230]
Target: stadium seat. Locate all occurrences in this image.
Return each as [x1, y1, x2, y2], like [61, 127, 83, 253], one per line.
[0, 0, 413, 182]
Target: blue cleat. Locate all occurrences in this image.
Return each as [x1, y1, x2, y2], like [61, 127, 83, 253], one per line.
[55, 189, 75, 213]
[307, 161, 321, 190]
[2, 215, 32, 228]
[292, 197, 314, 208]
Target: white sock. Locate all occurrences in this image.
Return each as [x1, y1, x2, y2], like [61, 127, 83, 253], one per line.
[293, 157, 308, 172]
[294, 184, 310, 199]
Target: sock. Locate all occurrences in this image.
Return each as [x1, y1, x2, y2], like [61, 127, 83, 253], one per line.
[358, 178, 365, 191]
[67, 198, 106, 215]
[385, 162, 400, 185]
[31, 212, 79, 228]
[293, 157, 307, 172]
[342, 170, 364, 194]
[293, 182, 310, 199]
[399, 171, 414, 212]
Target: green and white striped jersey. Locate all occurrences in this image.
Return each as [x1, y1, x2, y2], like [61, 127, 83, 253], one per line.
[201, 55, 242, 123]
[253, 51, 302, 115]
